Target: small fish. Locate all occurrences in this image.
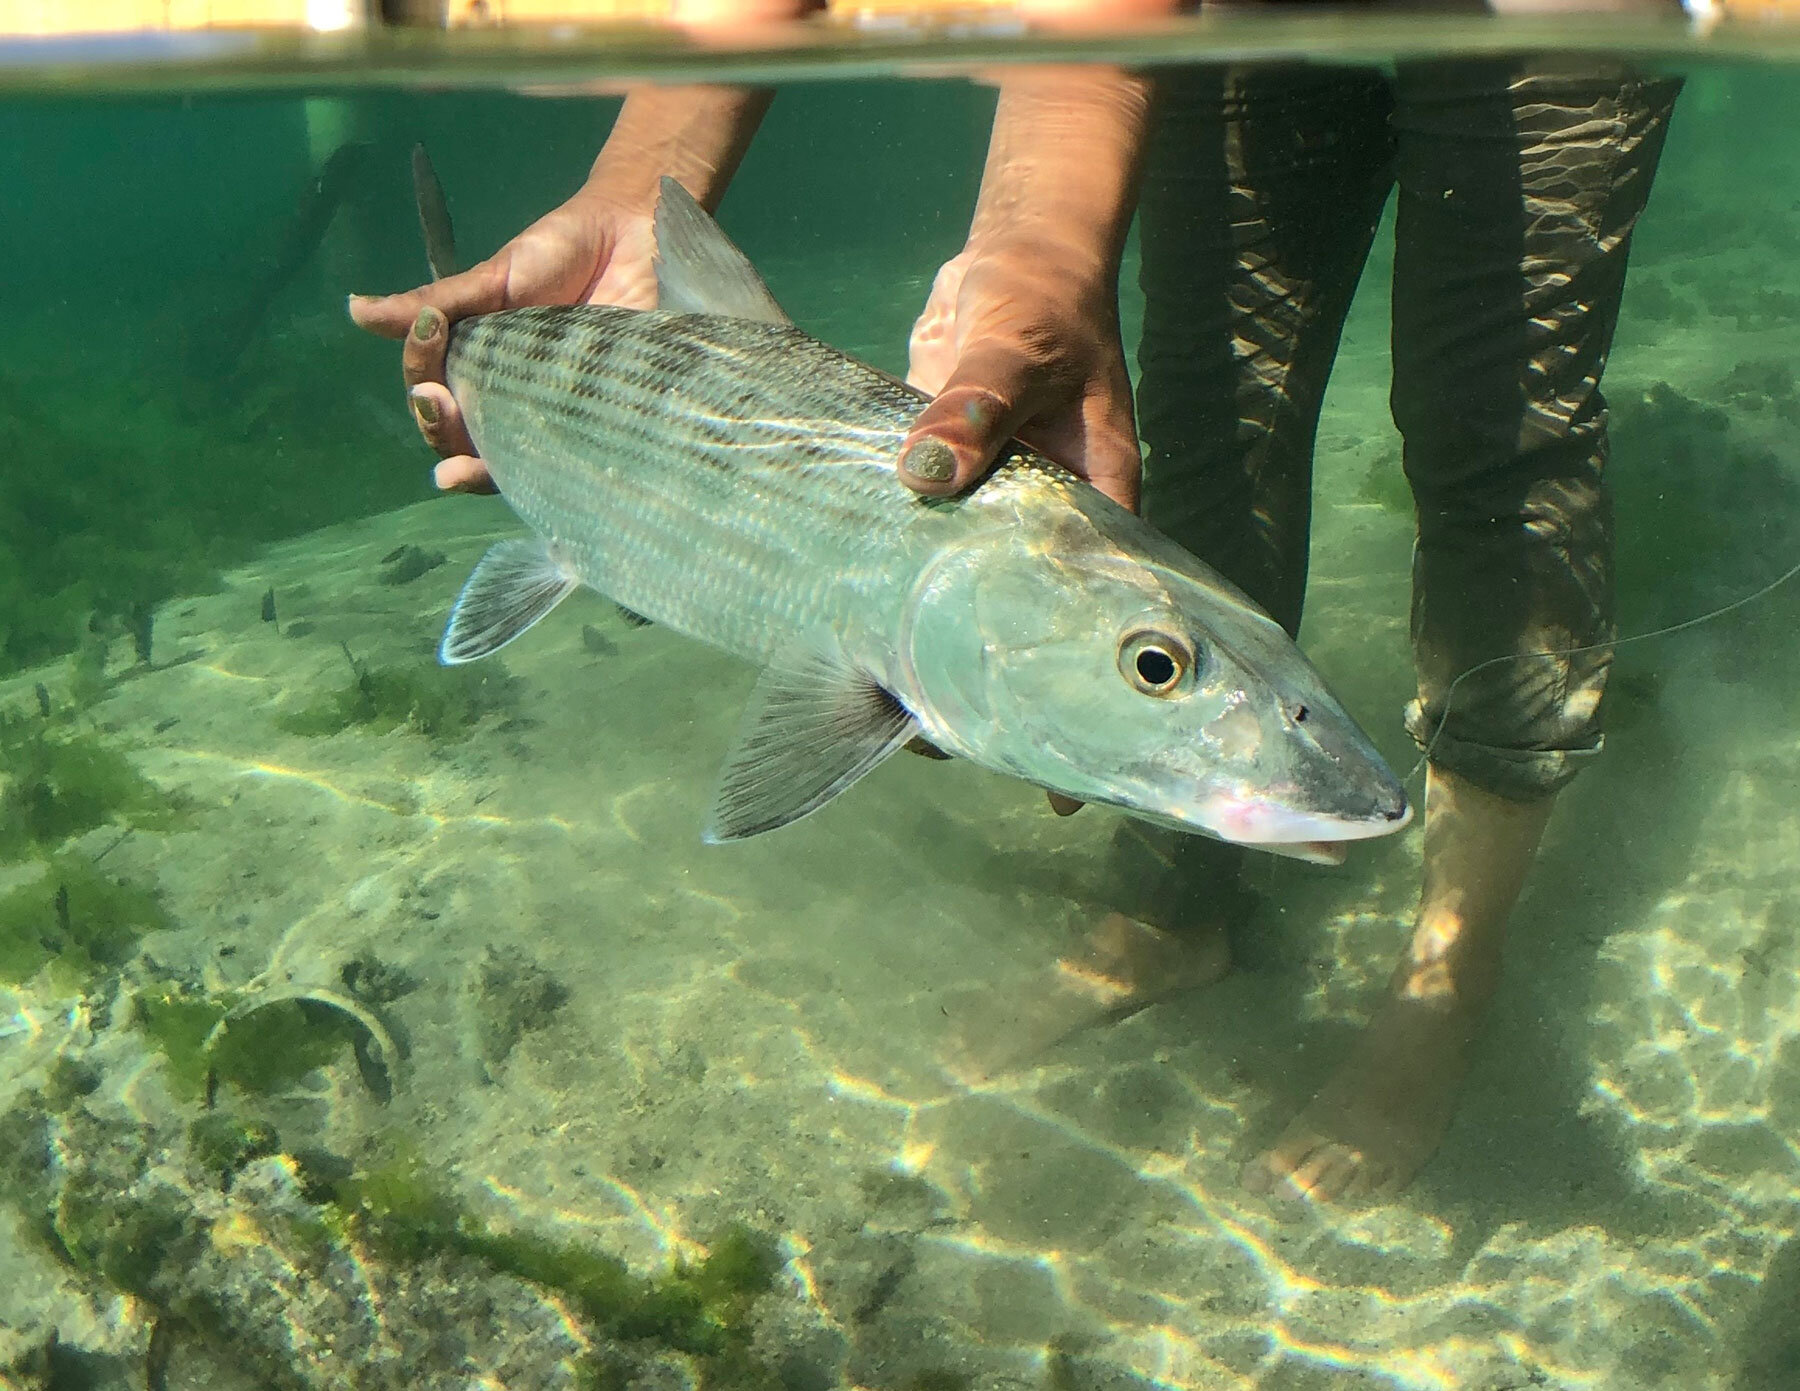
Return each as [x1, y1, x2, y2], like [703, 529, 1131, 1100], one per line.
[33, 682, 50, 718]
[411, 162, 1410, 854]
[379, 544, 446, 587]
[128, 600, 154, 666]
[260, 587, 278, 627]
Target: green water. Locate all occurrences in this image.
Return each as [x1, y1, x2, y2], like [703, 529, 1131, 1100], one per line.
[1, 35, 1799, 1391]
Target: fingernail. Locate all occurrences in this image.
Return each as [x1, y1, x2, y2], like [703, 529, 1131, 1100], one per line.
[899, 437, 956, 484]
[411, 308, 441, 342]
[410, 388, 439, 426]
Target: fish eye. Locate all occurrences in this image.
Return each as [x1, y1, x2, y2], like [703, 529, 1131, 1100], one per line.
[1119, 629, 1192, 697]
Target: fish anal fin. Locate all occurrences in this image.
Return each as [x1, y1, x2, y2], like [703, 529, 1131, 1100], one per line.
[439, 537, 577, 665]
[704, 639, 918, 842]
[653, 176, 792, 326]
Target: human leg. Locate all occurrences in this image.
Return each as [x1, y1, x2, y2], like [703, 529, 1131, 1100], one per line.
[1245, 60, 1682, 1202]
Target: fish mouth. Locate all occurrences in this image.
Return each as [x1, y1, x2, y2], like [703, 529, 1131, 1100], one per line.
[1205, 792, 1413, 847]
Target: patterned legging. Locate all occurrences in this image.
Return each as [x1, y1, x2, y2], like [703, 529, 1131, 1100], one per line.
[1137, 59, 1682, 803]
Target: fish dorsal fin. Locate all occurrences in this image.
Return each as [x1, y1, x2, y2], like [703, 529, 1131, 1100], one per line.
[653, 175, 792, 326]
[704, 636, 918, 842]
[440, 538, 578, 664]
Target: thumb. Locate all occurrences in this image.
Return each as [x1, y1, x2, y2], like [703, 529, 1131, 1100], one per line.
[896, 341, 1054, 497]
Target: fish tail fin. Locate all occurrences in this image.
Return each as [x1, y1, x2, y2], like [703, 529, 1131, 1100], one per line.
[411, 143, 459, 282]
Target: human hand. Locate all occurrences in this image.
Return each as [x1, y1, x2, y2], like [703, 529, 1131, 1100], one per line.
[895, 64, 1148, 512]
[347, 84, 772, 493]
[900, 235, 1141, 512]
[348, 189, 660, 494]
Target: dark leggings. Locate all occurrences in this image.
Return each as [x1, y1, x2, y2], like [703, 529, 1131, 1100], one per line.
[1115, 59, 1681, 924]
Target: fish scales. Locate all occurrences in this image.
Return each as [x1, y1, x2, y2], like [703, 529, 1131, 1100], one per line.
[447, 305, 1044, 671]
[407, 168, 1409, 847]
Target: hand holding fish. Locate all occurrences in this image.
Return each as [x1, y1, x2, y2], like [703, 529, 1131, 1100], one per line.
[347, 84, 774, 493]
[898, 66, 1153, 512]
[902, 234, 1140, 513]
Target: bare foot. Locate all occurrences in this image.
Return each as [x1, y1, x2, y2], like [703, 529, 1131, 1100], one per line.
[1241, 990, 1476, 1206]
[945, 912, 1231, 1080]
[1241, 768, 1556, 1206]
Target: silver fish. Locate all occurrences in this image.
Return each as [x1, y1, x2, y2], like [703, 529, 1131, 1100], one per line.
[429, 174, 1410, 853]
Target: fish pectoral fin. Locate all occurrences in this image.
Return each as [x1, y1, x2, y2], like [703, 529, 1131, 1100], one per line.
[652, 176, 792, 326]
[704, 642, 919, 842]
[439, 538, 578, 665]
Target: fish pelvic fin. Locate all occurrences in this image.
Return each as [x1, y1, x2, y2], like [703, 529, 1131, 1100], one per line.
[653, 176, 791, 326]
[704, 636, 919, 842]
[439, 538, 577, 665]
[411, 144, 459, 282]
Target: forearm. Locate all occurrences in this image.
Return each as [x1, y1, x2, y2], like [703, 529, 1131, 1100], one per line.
[966, 66, 1154, 285]
[585, 84, 775, 214]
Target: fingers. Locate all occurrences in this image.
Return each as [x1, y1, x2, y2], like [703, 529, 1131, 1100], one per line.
[405, 380, 475, 460]
[401, 307, 450, 392]
[411, 383, 495, 492]
[432, 455, 499, 495]
[897, 340, 1059, 497]
[346, 260, 509, 341]
[348, 258, 515, 494]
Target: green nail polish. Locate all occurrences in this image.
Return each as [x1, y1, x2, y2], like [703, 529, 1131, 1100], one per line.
[411, 391, 439, 426]
[412, 308, 439, 341]
[900, 438, 956, 484]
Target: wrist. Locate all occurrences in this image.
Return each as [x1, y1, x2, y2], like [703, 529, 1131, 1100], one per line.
[584, 84, 774, 215]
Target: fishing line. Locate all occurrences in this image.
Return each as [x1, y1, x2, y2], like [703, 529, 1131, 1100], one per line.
[1403, 550, 1800, 789]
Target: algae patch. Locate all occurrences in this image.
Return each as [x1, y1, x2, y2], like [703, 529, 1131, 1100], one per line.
[277, 646, 516, 741]
[0, 852, 171, 990]
[333, 1150, 782, 1363]
[0, 709, 181, 861]
[132, 983, 377, 1102]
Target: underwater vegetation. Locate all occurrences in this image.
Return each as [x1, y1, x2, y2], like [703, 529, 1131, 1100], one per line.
[0, 316, 418, 682]
[132, 979, 398, 1104]
[0, 708, 181, 861]
[0, 709, 180, 992]
[0, 851, 171, 990]
[0, 706, 182, 991]
[332, 1150, 781, 1364]
[276, 645, 517, 741]
[0, 1063, 793, 1391]
[1610, 378, 1800, 632]
[470, 943, 570, 1074]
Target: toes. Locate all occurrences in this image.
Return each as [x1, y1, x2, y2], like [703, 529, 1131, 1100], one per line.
[1242, 1134, 1369, 1207]
[1289, 1143, 1364, 1204]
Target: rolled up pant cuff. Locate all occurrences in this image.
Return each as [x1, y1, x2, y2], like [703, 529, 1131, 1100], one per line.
[1404, 699, 1602, 802]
